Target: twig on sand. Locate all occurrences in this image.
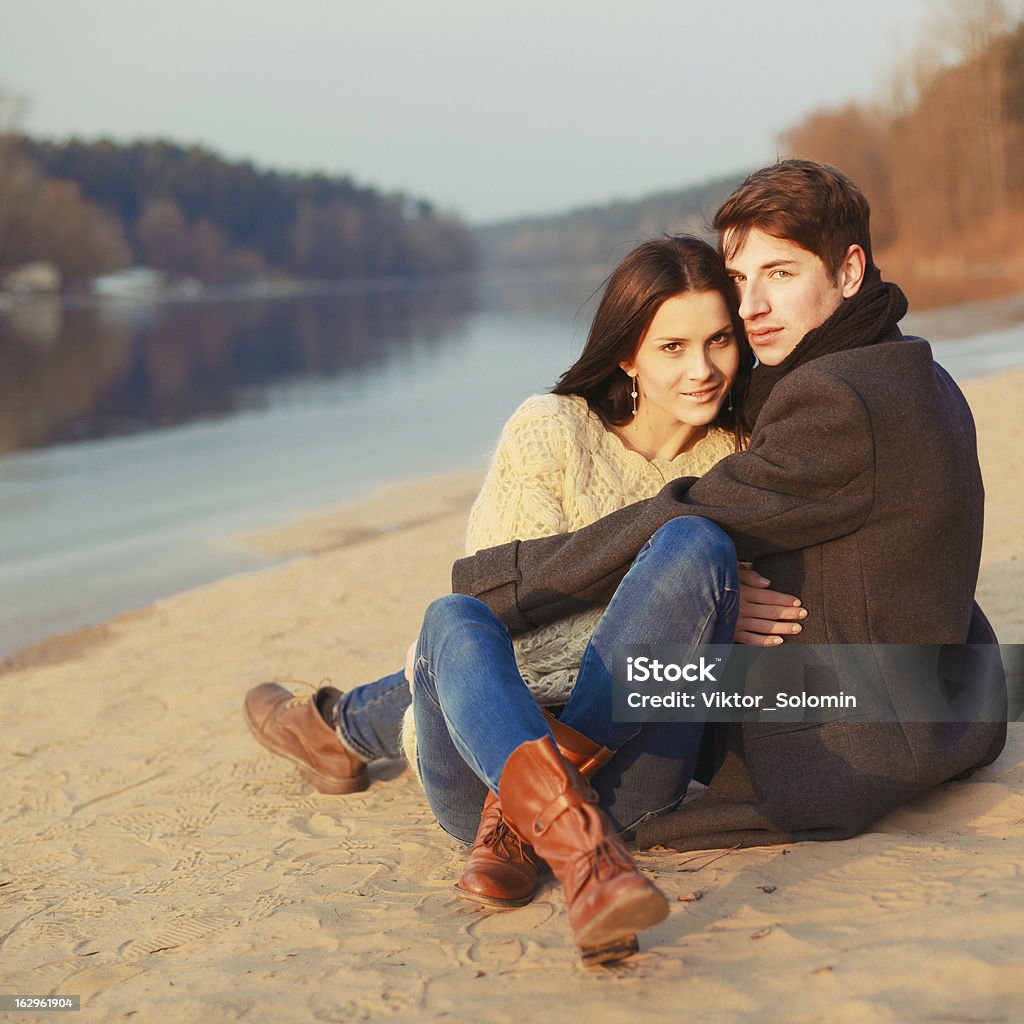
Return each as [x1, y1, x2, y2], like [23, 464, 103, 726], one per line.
[676, 843, 742, 873]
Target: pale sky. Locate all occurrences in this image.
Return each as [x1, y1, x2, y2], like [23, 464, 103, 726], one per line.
[0, 0, 935, 223]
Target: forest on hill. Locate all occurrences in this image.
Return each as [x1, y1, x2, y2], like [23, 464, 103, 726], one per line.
[781, 2, 1024, 305]
[2, 3, 1020, 304]
[0, 133, 478, 286]
[477, 3, 1024, 307]
[475, 174, 744, 271]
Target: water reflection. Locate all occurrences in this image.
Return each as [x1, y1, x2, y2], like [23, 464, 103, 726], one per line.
[4, 276, 1024, 458]
[0, 280, 482, 454]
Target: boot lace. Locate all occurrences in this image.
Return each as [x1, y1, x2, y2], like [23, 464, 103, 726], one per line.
[588, 839, 634, 882]
[280, 677, 334, 710]
[482, 815, 533, 864]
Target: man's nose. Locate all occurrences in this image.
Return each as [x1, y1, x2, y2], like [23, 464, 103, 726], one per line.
[738, 280, 769, 321]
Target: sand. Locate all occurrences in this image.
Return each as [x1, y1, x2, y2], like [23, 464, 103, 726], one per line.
[1, 373, 1022, 1023]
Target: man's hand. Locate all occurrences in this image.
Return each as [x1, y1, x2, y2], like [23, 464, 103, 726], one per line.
[736, 562, 807, 646]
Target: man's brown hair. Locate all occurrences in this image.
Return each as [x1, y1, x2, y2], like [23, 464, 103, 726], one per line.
[713, 159, 874, 277]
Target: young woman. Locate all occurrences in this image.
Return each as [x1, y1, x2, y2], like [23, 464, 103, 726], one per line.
[245, 235, 804, 965]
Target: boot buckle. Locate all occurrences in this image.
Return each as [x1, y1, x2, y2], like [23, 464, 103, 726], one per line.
[532, 784, 599, 835]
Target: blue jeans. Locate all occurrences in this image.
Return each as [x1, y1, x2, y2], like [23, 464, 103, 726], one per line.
[411, 517, 739, 843]
[335, 668, 410, 762]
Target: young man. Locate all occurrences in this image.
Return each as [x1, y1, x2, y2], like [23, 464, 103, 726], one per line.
[451, 159, 1007, 851]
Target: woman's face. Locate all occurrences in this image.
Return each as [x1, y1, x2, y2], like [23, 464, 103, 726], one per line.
[620, 290, 740, 430]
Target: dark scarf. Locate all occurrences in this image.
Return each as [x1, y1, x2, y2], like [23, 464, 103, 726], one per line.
[740, 269, 908, 432]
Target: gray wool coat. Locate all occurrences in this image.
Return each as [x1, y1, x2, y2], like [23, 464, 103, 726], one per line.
[452, 332, 1007, 851]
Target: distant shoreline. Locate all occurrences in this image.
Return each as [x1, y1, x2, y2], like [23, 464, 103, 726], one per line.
[5, 269, 1023, 318]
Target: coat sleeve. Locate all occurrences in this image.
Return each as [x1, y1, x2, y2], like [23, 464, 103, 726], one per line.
[452, 370, 876, 631]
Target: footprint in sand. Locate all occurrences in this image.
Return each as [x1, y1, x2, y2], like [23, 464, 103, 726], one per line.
[465, 902, 556, 937]
[128, 909, 240, 956]
[459, 906, 565, 969]
[465, 935, 528, 967]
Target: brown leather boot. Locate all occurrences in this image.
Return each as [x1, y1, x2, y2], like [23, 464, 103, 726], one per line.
[542, 710, 616, 778]
[454, 791, 540, 908]
[498, 736, 669, 966]
[454, 713, 615, 910]
[244, 683, 369, 794]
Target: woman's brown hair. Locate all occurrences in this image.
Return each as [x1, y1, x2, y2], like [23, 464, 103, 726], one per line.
[553, 235, 751, 447]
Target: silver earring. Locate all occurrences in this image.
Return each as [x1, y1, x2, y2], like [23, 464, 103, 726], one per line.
[727, 393, 734, 413]
[631, 376, 639, 431]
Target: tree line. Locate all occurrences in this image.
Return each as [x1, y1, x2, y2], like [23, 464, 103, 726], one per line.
[0, 130, 478, 286]
[781, 0, 1024, 305]
[474, 1, 1024, 308]
[475, 174, 744, 272]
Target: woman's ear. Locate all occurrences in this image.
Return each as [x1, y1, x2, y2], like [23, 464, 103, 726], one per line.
[619, 360, 636, 376]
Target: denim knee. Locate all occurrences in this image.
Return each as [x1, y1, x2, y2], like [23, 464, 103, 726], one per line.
[417, 593, 510, 703]
[649, 516, 735, 573]
[421, 593, 495, 641]
[649, 516, 734, 560]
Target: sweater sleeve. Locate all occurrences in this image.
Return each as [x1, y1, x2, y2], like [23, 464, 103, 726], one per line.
[464, 395, 570, 555]
[453, 371, 875, 631]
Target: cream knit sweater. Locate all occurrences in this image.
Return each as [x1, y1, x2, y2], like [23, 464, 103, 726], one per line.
[400, 393, 735, 768]
[464, 393, 735, 702]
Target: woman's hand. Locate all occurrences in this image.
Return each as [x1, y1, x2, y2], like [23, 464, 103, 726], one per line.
[405, 639, 417, 689]
[735, 562, 807, 646]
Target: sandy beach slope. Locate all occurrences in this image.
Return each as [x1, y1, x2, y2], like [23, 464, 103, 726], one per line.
[1, 373, 1022, 1023]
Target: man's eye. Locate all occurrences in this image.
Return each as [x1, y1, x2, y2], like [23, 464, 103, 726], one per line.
[771, 270, 791, 279]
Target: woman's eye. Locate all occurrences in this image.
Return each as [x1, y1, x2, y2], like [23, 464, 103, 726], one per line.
[710, 334, 731, 346]
[661, 342, 680, 353]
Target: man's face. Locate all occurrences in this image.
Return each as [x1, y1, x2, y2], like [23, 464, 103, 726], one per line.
[723, 228, 847, 366]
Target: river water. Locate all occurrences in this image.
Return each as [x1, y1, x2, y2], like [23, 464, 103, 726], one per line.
[1, 275, 1022, 658]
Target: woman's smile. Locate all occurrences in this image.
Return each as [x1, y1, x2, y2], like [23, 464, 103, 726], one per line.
[678, 383, 722, 403]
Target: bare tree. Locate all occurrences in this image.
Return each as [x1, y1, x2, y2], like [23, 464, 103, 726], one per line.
[925, 0, 1022, 209]
[0, 89, 37, 271]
